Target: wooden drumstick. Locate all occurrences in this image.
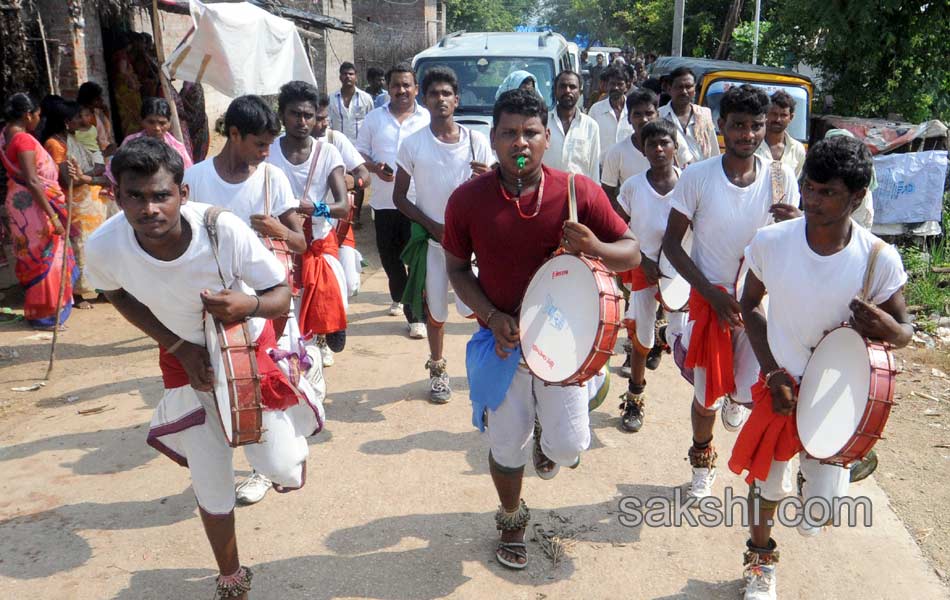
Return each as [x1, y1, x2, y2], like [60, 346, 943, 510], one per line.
[45, 179, 74, 380]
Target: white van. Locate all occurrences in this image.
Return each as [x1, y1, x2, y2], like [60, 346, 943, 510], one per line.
[412, 31, 572, 138]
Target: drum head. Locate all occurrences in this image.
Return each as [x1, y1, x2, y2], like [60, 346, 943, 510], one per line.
[657, 230, 693, 311]
[520, 254, 599, 383]
[797, 327, 871, 459]
[204, 316, 234, 443]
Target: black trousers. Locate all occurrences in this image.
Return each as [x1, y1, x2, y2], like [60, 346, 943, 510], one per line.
[373, 208, 421, 323]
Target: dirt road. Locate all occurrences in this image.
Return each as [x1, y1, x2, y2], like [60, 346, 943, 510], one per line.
[0, 227, 947, 599]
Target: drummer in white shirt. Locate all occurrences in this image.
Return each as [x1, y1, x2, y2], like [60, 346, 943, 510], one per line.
[542, 70, 600, 180]
[614, 119, 688, 434]
[729, 135, 911, 600]
[183, 95, 309, 506]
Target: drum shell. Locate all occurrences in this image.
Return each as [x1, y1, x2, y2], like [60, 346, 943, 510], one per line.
[208, 317, 264, 447]
[261, 236, 296, 294]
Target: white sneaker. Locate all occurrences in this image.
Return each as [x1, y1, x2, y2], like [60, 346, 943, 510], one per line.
[721, 396, 751, 432]
[743, 563, 777, 600]
[319, 342, 335, 367]
[687, 467, 717, 499]
[408, 322, 426, 339]
[389, 302, 403, 316]
[235, 471, 272, 505]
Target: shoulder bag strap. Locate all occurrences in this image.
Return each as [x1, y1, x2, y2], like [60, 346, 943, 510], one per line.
[861, 240, 887, 303]
[203, 206, 229, 288]
[263, 163, 271, 217]
[567, 173, 578, 223]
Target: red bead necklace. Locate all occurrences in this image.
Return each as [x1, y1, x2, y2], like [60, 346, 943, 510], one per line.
[498, 170, 545, 220]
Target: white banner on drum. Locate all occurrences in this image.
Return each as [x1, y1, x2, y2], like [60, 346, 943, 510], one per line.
[871, 150, 948, 225]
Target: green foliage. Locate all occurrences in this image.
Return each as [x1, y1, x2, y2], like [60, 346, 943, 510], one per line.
[769, 0, 950, 122]
[899, 193, 950, 317]
[730, 21, 792, 68]
[444, 0, 539, 33]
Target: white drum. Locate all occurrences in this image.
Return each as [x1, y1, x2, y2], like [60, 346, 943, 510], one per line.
[796, 326, 896, 466]
[519, 253, 621, 385]
[657, 229, 693, 312]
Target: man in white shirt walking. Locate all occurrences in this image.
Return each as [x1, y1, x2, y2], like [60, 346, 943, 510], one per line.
[356, 63, 431, 337]
[393, 67, 493, 403]
[330, 62, 374, 227]
[588, 66, 633, 162]
[660, 66, 721, 162]
[542, 70, 600, 180]
[755, 90, 806, 177]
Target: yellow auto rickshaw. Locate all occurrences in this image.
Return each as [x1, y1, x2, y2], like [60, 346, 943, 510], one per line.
[649, 57, 814, 149]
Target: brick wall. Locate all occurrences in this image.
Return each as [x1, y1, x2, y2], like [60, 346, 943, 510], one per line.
[353, 0, 445, 75]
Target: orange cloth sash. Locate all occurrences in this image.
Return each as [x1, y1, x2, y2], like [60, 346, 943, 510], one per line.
[729, 374, 803, 484]
[684, 287, 735, 407]
[298, 231, 347, 336]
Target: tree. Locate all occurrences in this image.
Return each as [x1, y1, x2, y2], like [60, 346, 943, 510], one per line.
[730, 21, 792, 68]
[443, 0, 539, 33]
[770, 0, 950, 122]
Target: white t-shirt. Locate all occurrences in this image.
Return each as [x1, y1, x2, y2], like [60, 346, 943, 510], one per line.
[670, 155, 799, 293]
[84, 202, 285, 345]
[745, 218, 907, 378]
[356, 104, 430, 211]
[601, 137, 650, 187]
[183, 158, 298, 223]
[618, 169, 680, 261]
[267, 136, 345, 240]
[396, 125, 493, 225]
[319, 129, 365, 172]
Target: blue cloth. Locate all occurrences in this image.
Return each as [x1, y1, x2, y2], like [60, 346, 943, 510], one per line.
[373, 91, 390, 109]
[313, 202, 331, 219]
[466, 327, 522, 431]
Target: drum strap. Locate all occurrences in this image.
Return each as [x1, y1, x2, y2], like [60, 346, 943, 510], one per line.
[860, 240, 887, 302]
[769, 161, 786, 207]
[263, 163, 271, 217]
[203, 206, 230, 289]
[567, 173, 578, 223]
[300, 140, 324, 204]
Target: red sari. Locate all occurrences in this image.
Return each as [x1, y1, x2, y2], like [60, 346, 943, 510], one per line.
[0, 131, 77, 327]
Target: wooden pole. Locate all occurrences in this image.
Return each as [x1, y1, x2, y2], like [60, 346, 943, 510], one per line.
[150, 0, 185, 143]
[36, 13, 57, 96]
[44, 179, 73, 380]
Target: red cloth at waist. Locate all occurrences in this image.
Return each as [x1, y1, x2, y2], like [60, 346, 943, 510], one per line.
[620, 266, 654, 292]
[298, 234, 347, 336]
[728, 374, 803, 484]
[158, 320, 300, 411]
[340, 224, 355, 249]
[684, 287, 736, 407]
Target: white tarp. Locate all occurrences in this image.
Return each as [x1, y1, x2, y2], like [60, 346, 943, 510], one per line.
[872, 150, 948, 225]
[163, 0, 316, 97]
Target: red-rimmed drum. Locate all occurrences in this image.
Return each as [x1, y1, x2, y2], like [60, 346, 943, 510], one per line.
[519, 252, 622, 386]
[796, 325, 897, 467]
[657, 229, 693, 312]
[205, 314, 263, 447]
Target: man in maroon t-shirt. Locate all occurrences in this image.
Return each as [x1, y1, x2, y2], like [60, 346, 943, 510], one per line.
[443, 89, 639, 570]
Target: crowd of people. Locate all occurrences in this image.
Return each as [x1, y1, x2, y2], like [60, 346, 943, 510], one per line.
[0, 54, 914, 600]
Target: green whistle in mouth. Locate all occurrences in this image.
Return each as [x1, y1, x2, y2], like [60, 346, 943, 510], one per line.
[517, 156, 526, 170]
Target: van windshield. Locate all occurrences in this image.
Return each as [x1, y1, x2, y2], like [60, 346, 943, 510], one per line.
[704, 80, 810, 142]
[415, 57, 555, 114]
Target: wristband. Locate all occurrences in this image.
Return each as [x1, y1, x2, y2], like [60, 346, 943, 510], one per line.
[167, 338, 185, 354]
[249, 295, 261, 318]
[313, 202, 331, 218]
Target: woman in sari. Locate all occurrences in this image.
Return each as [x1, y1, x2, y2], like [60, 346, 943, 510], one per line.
[0, 93, 77, 330]
[42, 99, 111, 310]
